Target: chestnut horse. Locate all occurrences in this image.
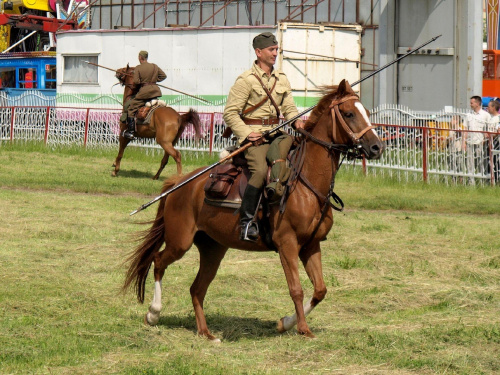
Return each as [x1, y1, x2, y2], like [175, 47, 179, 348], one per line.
[113, 65, 202, 179]
[123, 80, 385, 341]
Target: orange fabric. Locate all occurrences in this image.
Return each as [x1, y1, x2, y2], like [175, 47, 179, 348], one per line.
[25, 71, 33, 88]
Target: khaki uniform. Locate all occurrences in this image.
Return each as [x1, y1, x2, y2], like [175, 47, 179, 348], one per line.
[223, 63, 299, 189]
[128, 61, 167, 117]
[223, 62, 299, 144]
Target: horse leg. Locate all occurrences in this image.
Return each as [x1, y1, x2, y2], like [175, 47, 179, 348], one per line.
[277, 242, 326, 335]
[190, 232, 228, 342]
[153, 152, 170, 180]
[112, 134, 131, 177]
[145, 240, 192, 326]
[276, 236, 314, 338]
[154, 141, 182, 179]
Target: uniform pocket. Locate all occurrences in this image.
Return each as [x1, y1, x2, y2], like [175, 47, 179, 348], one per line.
[251, 86, 265, 96]
[274, 86, 286, 101]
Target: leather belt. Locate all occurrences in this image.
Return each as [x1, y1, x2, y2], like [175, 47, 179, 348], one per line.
[242, 118, 280, 126]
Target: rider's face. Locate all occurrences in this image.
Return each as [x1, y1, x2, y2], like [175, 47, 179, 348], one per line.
[256, 45, 278, 67]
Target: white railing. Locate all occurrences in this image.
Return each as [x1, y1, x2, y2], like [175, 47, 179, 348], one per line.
[367, 104, 500, 186]
[1, 104, 499, 186]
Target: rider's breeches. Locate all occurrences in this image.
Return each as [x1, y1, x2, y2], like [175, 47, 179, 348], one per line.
[244, 143, 271, 189]
[121, 97, 134, 122]
[267, 134, 293, 183]
[243, 134, 293, 189]
[127, 97, 147, 117]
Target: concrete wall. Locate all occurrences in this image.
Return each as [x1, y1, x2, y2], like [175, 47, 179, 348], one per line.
[56, 24, 361, 110]
[378, 0, 483, 111]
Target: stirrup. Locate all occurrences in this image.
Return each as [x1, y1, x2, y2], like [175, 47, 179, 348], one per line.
[123, 130, 135, 140]
[241, 221, 259, 242]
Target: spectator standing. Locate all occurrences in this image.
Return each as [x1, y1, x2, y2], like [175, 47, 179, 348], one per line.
[447, 115, 464, 180]
[24, 69, 34, 89]
[489, 100, 500, 183]
[465, 96, 490, 184]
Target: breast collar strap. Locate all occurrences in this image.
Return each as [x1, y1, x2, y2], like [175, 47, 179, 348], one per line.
[329, 95, 376, 144]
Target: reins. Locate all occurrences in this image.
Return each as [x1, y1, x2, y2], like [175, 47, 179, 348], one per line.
[280, 95, 370, 248]
[329, 95, 376, 144]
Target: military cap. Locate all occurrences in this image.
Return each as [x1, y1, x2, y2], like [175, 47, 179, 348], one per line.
[252, 32, 278, 49]
[139, 50, 149, 59]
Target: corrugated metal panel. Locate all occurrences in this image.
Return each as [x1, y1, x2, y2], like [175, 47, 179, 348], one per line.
[278, 23, 362, 100]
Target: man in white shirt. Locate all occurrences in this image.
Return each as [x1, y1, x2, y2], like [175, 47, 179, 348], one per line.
[465, 96, 490, 183]
[489, 99, 500, 183]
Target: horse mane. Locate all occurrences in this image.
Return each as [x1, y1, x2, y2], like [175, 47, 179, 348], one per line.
[304, 81, 356, 131]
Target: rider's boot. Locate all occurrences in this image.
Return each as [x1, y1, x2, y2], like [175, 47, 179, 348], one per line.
[239, 185, 261, 242]
[123, 117, 136, 140]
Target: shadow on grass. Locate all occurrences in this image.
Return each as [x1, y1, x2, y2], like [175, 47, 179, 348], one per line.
[142, 313, 285, 341]
[113, 169, 156, 179]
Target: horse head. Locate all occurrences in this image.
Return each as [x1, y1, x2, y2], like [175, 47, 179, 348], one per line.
[329, 79, 384, 159]
[115, 64, 134, 87]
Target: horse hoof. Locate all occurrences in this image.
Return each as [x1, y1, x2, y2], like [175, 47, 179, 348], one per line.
[112, 163, 116, 167]
[300, 331, 316, 339]
[144, 311, 159, 326]
[277, 318, 287, 333]
[200, 332, 221, 343]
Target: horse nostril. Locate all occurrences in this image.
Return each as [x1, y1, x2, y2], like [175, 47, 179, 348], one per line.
[370, 144, 380, 153]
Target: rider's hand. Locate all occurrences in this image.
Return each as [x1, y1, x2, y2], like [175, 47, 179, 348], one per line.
[294, 119, 305, 129]
[246, 132, 262, 142]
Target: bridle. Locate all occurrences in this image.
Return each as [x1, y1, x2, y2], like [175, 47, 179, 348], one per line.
[296, 94, 375, 159]
[116, 68, 136, 91]
[280, 94, 377, 247]
[329, 94, 376, 145]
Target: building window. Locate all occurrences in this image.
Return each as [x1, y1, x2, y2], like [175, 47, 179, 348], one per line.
[19, 68, 37, 88]
[63, 55, 98, 83]
[0, 68, 16, 88]
[45, 64, 56, 89]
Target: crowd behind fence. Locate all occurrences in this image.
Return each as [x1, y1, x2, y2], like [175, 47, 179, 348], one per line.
[1, 104, 499, 187]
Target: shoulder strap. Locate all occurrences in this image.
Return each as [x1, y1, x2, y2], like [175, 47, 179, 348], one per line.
[249, 73, 280, 118]
[241, 76, 278, 116]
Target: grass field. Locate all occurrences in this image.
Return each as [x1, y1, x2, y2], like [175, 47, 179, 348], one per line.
[1, 142, 499, 374]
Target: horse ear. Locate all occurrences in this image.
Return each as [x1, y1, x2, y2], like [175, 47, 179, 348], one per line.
[344, 80, 354, 94]
[126, 63, 129, 69]
[337, 79, 347, 95]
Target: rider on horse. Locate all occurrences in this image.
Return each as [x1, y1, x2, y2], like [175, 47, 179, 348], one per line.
[223, 32, 305, 242]
[124, 50, 167, 140]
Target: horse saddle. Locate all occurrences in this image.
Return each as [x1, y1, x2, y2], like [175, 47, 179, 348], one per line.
[203, 152, 250, 209]
[136, 99, 166, 125]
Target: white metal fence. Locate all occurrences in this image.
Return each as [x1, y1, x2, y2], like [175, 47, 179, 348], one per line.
[368, 104, 500, 186]
[1, 103, 499, 186]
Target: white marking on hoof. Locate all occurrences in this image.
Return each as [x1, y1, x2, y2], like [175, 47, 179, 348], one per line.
[277, 297, 315, 332]
[210, 338, 221, 344]
[145, 280, 162, 326]
[281, 315, 296, 332]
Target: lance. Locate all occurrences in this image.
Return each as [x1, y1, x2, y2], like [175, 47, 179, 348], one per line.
[130, 34, 441, 216]
[84, 61, 212, 104]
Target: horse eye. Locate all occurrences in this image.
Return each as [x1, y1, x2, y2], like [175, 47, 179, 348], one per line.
[344, 112, 354, 118]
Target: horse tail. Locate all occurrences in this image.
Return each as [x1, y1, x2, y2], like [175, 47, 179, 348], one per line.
[122, 175, 181, 303]
[174, 108, 202, 145]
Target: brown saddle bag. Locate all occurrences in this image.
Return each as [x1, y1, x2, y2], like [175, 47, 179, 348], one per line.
[204, 165, 242, 199]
